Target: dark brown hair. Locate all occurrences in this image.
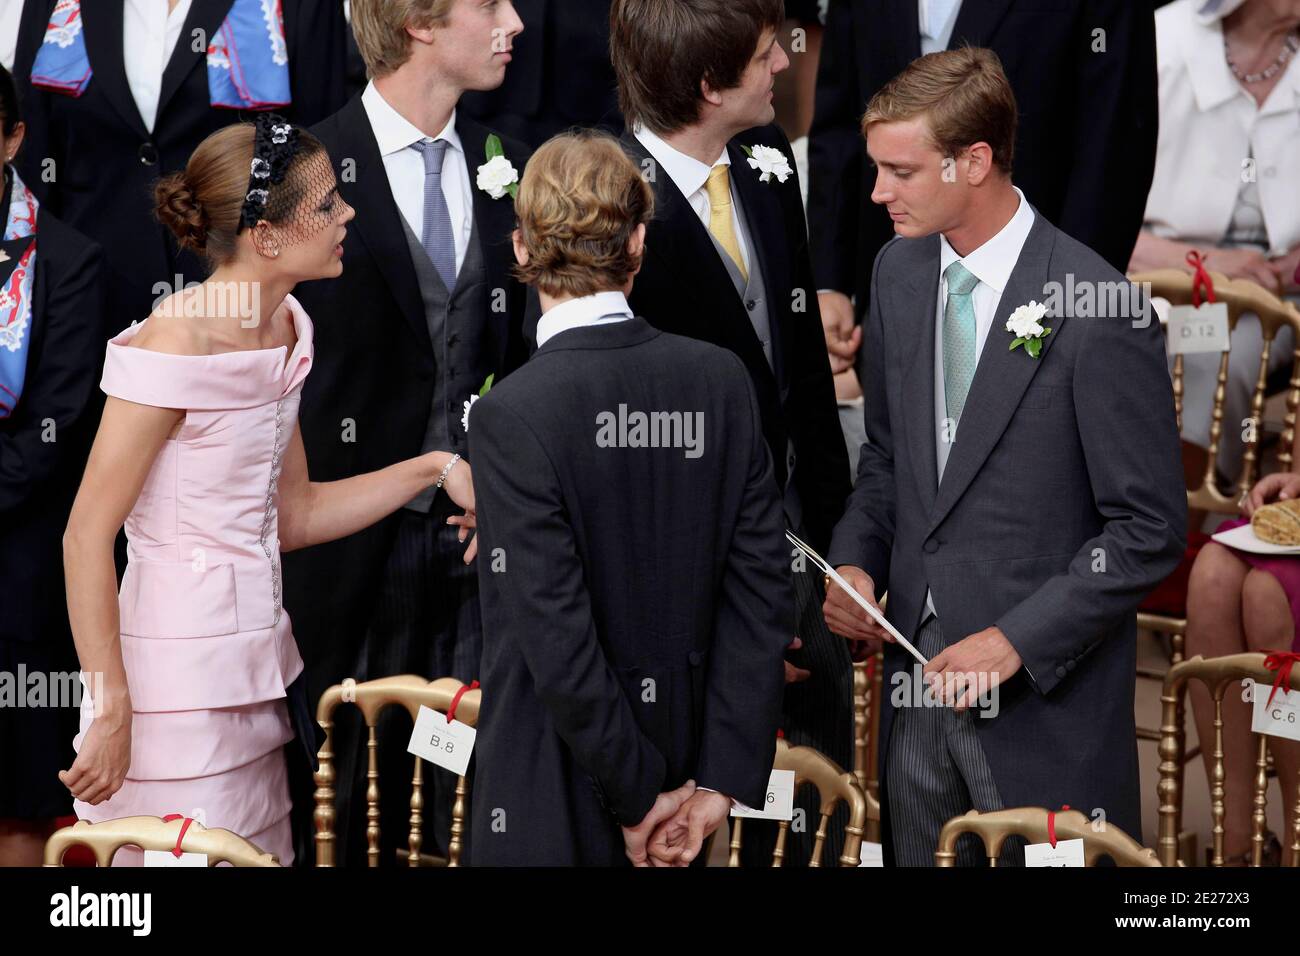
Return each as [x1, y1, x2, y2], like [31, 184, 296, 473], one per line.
[154, 122, 327, 265]
[514, 131, 654, 298]
[610, 0, 785, 134]
[862, 47, 1018, 175]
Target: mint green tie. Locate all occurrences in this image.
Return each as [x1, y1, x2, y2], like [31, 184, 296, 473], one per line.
[942, 260, 980, 425]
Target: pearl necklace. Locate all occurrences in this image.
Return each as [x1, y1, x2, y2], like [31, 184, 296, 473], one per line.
[1225, 32, 1300, 85]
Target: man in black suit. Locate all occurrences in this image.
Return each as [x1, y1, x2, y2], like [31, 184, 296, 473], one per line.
[459, 0, 622, 148]
[607, 0, 853, 864]
[281, 0, 532, 866]
[13, 0, 349, 330]
[471, 130, 790, 866]
[809, 0, 1158, 378]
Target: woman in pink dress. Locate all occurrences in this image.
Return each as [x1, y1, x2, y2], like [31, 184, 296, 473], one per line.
[59, 114, 477, 865]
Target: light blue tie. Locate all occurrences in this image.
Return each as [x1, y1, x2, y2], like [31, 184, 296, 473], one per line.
[942, 260, 979, 425]
[411, 139, 457, 293]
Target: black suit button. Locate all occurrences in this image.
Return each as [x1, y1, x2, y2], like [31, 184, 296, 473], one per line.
[746, 300, 757, 311]
[787, 453, 796, 469]
[448, 333, 458, 346]
[688, 651, 703, 666]
[138, 142, 159, 165]
[923, 540, 939, 554]
[1066, 659, 1076, 672]
[1055, 665, 1067, 679]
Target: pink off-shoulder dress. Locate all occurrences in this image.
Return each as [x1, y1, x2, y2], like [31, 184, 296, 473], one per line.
[73, 295, 315, 865]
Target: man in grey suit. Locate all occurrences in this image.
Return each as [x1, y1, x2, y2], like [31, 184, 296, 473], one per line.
[822, 47, 1186, 866]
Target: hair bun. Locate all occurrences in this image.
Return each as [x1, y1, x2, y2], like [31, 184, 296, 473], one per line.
[154, 171, 209, 254]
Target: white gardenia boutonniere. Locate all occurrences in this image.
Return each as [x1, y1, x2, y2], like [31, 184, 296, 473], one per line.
[741, 144, 793, 184]
[1006, 301, 1053, 358]
[477, 134, 519, 200]
[462, 374, 495, 433]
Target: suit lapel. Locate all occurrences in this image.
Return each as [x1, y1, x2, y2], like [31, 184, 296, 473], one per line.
[335, 97, 428, 351]
[458, 114, 518, 368]
[80, 0, 149, 139]
[949, 0, 1016, 47]
[890, 0, 923, 67]
[621, 132, 774, 387]
[727, 137, 790, 390]
[896, 241, 940, 515]
[927, 214, 1061, 535]
[156, 0, 236, 123]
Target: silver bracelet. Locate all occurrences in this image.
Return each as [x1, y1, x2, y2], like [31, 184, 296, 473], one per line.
[435, 453, 461, 490]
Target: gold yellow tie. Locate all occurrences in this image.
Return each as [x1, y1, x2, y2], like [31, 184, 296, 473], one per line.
[705, 165, 748, 283]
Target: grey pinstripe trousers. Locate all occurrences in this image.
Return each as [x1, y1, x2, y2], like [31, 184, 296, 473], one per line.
[887, 615, 1023, 866]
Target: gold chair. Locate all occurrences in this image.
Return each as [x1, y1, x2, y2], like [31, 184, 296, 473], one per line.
[934, 807, 1160, 867]
[725, 736, 870, 867]
[1157, 652, 1300, 867]
[44, 816, 280, 867]
[1128, 271, 1300, 749]
[852, 651, 884, 843]
[313, 675, 481, 867]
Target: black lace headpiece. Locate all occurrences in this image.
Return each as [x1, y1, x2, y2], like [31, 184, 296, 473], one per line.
[239, 113, 301, 232]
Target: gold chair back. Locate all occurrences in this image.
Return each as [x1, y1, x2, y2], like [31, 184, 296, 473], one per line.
[1158, 652, 1300, 867]
[726, 737, 869, 867]
[935, 807, 1160, 867]
[1131, 268, 1300, 511]
[852, 652, 884, 843]
[44, 816, 279, 867]
[313, 675, 481, 867]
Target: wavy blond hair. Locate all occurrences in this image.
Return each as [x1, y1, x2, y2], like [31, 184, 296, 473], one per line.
[514, 131, 654, 298]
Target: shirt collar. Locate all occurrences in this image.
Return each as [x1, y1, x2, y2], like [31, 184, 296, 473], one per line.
[634, 124, 730, 200]
[535, 291, 635, 349]
[938, 186, 1035, 295]
[362, 80, 463, 158]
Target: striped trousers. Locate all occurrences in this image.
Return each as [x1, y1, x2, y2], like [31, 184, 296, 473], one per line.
[886, 615, 1023, 866]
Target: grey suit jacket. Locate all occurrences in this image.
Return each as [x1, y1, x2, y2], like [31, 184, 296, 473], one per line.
[827, 209, 1186, 843]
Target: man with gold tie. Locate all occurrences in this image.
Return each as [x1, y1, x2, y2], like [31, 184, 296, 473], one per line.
[608, 0, 852, 865]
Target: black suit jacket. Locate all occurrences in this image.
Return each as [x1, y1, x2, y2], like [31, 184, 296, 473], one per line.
[281, 95, 532, 704]
[808, 0, 1158, 316]
[0, 205, 105, 647]
[469, 318, 791, 866]
[459, 0, 622, 148]
[13, 0, 349, 327]
[616, 125, 850, 555]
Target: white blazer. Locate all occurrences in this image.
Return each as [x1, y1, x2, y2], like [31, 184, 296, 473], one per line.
[1143, 0, 1300, 257]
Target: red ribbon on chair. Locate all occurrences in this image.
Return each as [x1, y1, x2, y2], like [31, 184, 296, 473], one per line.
[1186, 250, 1217, 307]
[1047, 804, 1070, 849]
[1263, 652, 1300, 708]
[446, 679, 480, 725]
[161, 814, 195, 859]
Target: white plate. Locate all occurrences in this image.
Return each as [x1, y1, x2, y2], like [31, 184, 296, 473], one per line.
[1211, 522, 1300, 556]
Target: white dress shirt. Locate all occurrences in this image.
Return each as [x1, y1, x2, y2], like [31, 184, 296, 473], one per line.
[924, 185, 1035, 620]
[634, 125, 753, 275]
[0, 0, 23, 72]
[534, 291, 633, 349]
[919, 0, 963, 55]
[362, 80, 473, 275]
[123, 0, 193, 133]
[1143, 0, 1300, 257]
